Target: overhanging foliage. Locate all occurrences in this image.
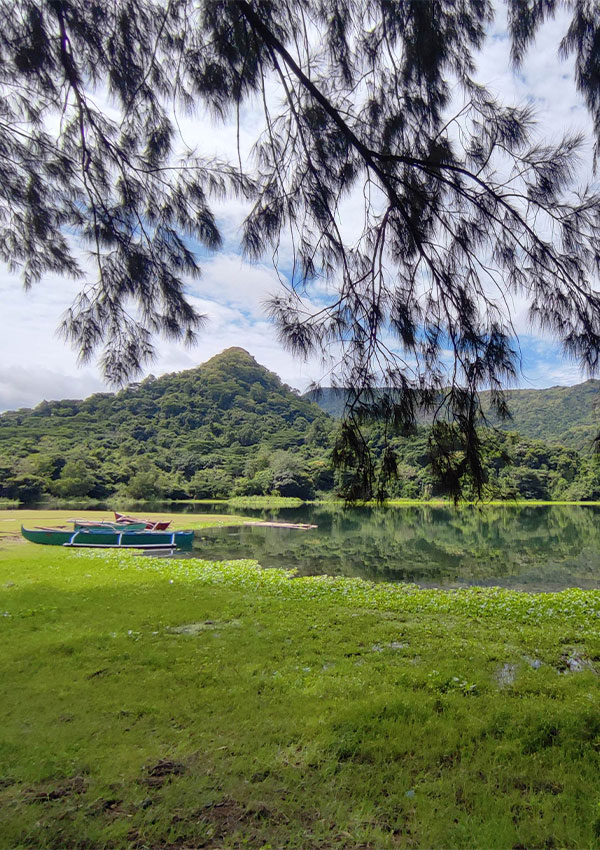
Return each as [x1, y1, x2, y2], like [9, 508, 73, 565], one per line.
[3, 1, 600, 496]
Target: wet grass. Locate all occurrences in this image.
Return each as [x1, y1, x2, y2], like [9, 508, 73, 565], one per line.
[1, 543, 600, 848]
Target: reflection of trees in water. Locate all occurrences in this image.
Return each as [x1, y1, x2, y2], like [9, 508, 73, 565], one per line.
[194, 505, 600, 590]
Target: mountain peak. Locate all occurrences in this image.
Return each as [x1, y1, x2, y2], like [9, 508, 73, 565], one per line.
[206, 347, 255, 363]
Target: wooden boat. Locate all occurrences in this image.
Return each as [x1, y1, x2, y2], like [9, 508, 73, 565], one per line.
[114, 512, 171, 531]
[21, 526, 194, 550]
[71, 519, 147, 532]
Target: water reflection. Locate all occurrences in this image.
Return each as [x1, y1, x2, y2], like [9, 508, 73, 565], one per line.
[193, 504, 600, 591]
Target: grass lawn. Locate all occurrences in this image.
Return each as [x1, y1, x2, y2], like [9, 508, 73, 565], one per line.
[2, 533, 600, 848]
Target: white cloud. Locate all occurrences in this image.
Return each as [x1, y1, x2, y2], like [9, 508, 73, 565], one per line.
[190, 253, 283, 313]
[0, 257, 327, 410]
[0, 366, 105, 410]
[476, 5, 594, 160]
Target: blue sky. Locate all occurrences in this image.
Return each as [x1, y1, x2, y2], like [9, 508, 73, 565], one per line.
[0, 3, 596, 411]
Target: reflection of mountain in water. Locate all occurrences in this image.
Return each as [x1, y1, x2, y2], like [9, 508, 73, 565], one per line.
[193, 504, 600, 591]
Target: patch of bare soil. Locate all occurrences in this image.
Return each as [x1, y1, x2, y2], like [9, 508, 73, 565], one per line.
[139, 759, 186, 789]
[197, 797, 248, 840]
[87, 796, 135, 819]
[24, 775, 87, 803]
[125, 799, 246, 849]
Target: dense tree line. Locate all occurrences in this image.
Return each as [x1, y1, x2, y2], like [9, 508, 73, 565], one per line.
[382, 430, 600, 502]
[1, 348, 599, 504]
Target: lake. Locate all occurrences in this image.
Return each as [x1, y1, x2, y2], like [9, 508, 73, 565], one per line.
[191, 503, 600, 592]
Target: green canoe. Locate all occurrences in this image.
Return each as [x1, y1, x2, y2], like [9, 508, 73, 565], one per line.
[21, 526, 194, 550]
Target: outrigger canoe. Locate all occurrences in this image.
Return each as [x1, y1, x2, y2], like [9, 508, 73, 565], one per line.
[21, 526, 194, 550]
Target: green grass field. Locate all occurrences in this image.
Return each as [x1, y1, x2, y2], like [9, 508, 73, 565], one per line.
[2, 518, 600, 848]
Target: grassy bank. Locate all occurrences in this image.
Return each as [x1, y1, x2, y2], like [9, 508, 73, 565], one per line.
[2, 542, 600, 849]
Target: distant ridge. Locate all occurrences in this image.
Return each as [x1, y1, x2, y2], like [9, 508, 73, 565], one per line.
[304, 380, 600, 452]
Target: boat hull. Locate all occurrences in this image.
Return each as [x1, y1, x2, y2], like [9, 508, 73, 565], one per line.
[21, 526, 194, 549]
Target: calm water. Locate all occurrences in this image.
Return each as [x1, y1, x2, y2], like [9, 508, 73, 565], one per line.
[191, 503, 600, 592]
[24, 500, 600, 590]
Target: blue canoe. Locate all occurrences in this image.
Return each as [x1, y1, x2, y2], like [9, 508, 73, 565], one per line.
[21, 526, 194, 550]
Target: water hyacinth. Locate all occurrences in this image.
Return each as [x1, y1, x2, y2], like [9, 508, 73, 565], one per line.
[78, 551, 600, 630]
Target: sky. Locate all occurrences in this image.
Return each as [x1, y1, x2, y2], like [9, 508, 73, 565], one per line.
[0, 3, 596, 412]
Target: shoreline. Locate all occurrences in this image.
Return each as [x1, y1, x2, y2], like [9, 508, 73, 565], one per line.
[4, 497, 600, 511]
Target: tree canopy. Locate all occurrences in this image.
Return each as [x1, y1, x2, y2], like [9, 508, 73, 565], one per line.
[4, 0, 600, 497]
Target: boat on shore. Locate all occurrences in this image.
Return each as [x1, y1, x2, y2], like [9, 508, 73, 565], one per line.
[21, 525, 194, 550]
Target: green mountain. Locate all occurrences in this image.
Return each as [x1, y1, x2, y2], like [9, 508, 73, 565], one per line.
[1, 347, 600, 504]
[0, 348, 333, 502]
[305, 380, 600, 452]
[483, 381, 600, 452]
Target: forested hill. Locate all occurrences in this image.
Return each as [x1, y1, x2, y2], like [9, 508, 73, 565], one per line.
[1, 348, 325, 445]
[2, 347, 600, 504]
[305, 380, 600, 452]
[0, 348, 334, 502]
[483, 381, 600, 451]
